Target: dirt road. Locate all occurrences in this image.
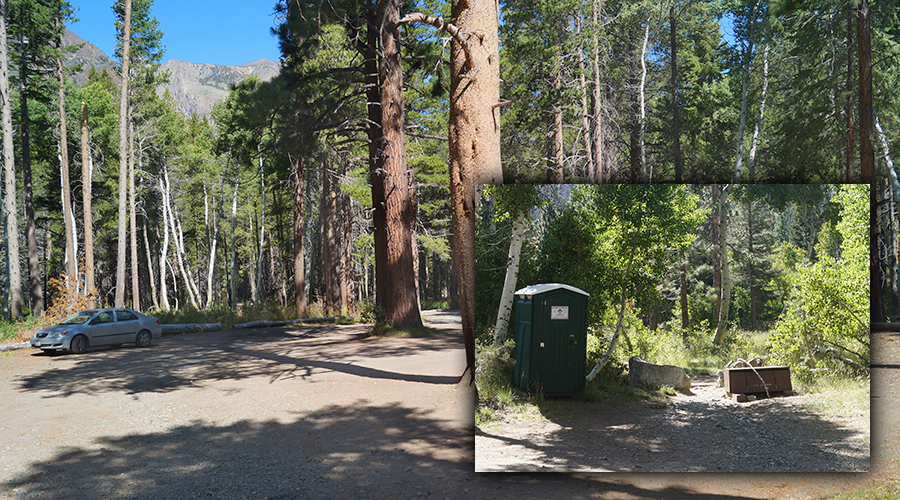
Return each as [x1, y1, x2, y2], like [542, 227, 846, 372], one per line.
[1, 312, 896, 499]
[476, 373, 868, 473]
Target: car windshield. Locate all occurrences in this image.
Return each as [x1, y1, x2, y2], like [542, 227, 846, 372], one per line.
[59, 311, 97, 325]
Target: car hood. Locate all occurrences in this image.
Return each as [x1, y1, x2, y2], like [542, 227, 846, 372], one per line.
[36, 324, 76, 335]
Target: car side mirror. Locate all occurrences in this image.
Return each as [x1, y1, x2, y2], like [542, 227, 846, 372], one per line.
[90, 318, 100, 325]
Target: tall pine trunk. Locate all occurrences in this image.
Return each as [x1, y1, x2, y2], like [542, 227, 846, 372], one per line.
[379, 0, 422, 328]
[292, 155, 307, 317]
[857, 0, 881, 321]
[19, 29, 42, 315]
[1, 0, 21, 319]
[115, 0, 132, 308]
[80, 102, 95, 306]
[550, 48, 564, 183]
[362, 9, 388, 317]
[449, 0, 502, 383]
[128, 109, 139, 310]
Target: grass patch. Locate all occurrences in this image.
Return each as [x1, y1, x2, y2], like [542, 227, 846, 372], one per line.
[576, 380, 651, 403]
[795, 376, 870, 422]
[421, 299, 450, 310]
[826, 479, 900, 500]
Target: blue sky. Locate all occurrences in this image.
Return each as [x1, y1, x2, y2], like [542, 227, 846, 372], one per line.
[69, 0, 282, 67]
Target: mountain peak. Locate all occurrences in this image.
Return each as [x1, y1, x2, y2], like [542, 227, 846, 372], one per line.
[242, 58, 278, 67]
[63, 30, 280, 120]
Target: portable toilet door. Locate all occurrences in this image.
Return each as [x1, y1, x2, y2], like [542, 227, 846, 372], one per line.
[513, 283, 589, 396]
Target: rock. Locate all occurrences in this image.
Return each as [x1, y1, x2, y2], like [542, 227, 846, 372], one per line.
[628, 356, 691, 390]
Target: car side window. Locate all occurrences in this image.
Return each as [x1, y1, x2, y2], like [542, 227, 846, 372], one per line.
[116, 310, 137, 322]
[96, 311, 115, 324]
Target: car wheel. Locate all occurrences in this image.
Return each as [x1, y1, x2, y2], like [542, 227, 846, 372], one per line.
[70, 335, 88, 354]
[135, 330, 152, 348]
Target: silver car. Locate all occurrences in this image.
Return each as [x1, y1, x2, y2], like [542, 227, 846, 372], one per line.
[30, 308, 162, 354]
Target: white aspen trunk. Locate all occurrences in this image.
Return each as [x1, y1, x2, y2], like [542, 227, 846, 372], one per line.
[731, 1, 758, 184]
[229, 161, 239, 307]
[590, 0, 604, 183]
[877, 115, 899, 295]
[747, 43, 768, 183]
[158, 177, 170, 311]
[143, 218, 159, 310]
[59, 159, 74, 274]
[492, 212, 527, 345]
[255, 150, 265, 304]
[576, 15, 593, 177]
[174, 209, 201, 306]
[876, 116, 897, 204]
[168, 258, 178, 310]
[57, 47, 75, 287]
[206, 159, 227, 310]
[586, 253, 635, 382]
[639, 19, 650, 183]
[164, 166, 199, 310]
[713, 186, 731, 345]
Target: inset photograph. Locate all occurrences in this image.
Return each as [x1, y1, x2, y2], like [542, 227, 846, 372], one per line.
[474, 184, 869, 472]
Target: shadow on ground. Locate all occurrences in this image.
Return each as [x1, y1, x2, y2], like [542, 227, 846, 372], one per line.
[4, 398, 779, 500]
[15, 324, 463, 398]
[478, 383, 868, 472]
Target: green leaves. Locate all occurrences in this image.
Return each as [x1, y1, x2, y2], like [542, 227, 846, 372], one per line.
[768, 184, 869, 378]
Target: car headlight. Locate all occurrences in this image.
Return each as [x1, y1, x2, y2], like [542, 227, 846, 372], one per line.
[50, 331, 68, 338]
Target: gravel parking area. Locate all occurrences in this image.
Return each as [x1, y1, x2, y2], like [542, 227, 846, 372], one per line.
[1, 313, 897, 499]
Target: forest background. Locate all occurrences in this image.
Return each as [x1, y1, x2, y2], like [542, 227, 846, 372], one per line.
[0, 0, 897, 385]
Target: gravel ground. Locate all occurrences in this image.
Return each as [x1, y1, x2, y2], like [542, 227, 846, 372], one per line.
[1, 313, 897, 499]
[476, 374, 868, 472]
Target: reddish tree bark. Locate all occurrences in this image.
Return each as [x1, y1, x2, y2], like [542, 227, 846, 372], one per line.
[378, 0, 421, 327]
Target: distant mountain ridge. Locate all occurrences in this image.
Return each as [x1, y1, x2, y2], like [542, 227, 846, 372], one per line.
[63, 29, 280, 119]
[160, 58, 280, 118]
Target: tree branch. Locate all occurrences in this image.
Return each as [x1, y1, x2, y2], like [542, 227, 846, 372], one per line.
[399, 13, 473, 72]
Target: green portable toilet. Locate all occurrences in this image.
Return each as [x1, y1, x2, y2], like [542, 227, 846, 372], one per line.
[512, 283, 589, 396]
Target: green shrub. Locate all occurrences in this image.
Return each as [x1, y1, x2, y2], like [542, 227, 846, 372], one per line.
[476, 339, 516, 392]
[585, 330, 628, 385]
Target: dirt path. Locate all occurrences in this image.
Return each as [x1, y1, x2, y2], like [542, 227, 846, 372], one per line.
[476, 374, 868, 473]
[1, 312, 897, 499]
